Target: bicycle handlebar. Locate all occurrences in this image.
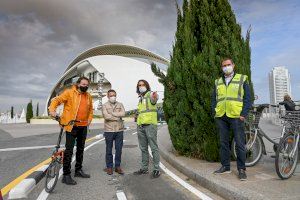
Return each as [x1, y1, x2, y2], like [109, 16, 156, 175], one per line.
[53, 116, 80, 127]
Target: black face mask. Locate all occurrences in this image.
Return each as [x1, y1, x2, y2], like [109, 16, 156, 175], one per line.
[79, 86, 88, 92]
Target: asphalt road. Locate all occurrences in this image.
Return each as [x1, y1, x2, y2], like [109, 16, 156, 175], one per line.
[1, 124, 222, 200]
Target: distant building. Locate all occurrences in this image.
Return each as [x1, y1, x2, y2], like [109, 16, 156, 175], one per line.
[269, 66, 291, 104]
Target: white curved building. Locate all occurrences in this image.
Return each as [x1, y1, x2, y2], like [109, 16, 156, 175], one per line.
[45, 44, 169, 115]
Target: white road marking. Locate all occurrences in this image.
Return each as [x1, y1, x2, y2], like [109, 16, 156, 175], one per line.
[116, 190, 127, 200]
[148, 147, 213, 200]
[0, 145, 59, 152]
[132, 132, 137, 135]
[36, 137, 105, 200]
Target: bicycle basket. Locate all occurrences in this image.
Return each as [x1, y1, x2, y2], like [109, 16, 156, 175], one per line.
[247, 108, 263, 127]
[283, 111, 300, 126]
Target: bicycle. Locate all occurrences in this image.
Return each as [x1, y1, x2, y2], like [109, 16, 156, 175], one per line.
[232, 104, 287, 167]
[44, 117, 79, 193]
[275, 111, 300, 179]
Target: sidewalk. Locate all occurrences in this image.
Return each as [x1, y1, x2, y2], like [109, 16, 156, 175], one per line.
[158, 123, 300, 200]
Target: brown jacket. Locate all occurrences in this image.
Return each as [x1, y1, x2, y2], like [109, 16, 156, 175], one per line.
[48, 85, 93, 132]
[102, 101, 125, 132]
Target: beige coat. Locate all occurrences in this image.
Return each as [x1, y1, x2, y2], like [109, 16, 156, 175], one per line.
[102, 101, 125, 132]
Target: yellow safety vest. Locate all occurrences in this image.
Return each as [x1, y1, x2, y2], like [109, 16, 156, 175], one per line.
[137, 91, 157, 125]
[215, 73, 247, 118]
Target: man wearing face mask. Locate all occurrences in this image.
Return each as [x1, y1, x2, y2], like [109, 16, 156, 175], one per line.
[211, 58, 251, 181]
[133, 79, 161, 178]
[102, 89, 125, 175]
[49, 77, 93, 185]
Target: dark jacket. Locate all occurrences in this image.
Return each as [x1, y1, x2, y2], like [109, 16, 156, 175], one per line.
[279, 100, 296, 111]
[211, 73, 252, 117]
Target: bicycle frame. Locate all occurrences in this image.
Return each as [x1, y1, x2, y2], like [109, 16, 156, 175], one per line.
[289, 132, 299, 159]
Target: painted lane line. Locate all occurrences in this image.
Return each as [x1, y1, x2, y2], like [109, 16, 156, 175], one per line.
[148, 147, 213, 200]
[132, 132, 137, 135]
[36, 137, 106, 200]
[0, 145, 59, 152]
[0, 134, 104, 152]
[116, 190, 127, 200]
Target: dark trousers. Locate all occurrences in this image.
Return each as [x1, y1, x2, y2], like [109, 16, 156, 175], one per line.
[104, 131, 123, 168]
[63, 126, 87, 175]
[216, 115, 246, 170]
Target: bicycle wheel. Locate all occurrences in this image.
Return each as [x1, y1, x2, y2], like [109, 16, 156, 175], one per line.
[45, 160, 60, 193]
[275, 133, 299, 180]
[232, 130, 263, 167]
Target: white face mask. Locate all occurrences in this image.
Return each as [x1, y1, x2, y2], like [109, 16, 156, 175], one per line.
[109, 96, 116, 103]
[222, 65, 234, 75]
[139, 86, 147, 93]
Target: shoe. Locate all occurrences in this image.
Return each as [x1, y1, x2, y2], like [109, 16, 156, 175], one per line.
[62, 175, 77, 185]
[152, 170, 161, 178]
[104, 168, 113, 175]
[213, 166, 231, 174]
[238, 169, 247, 181]
[115, 167, 124, 175]
[74, 169, 91, 178]
[133, 169, 149, 175]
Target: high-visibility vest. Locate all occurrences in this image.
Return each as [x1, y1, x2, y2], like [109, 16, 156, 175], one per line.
[137, 91, 157, 125]
[215, 73, 247, 118]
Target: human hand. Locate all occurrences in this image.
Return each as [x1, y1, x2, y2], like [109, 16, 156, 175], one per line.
[239, 116, 245, 121]
[152, 91, 158, 100]
[49, 111, 57, 118]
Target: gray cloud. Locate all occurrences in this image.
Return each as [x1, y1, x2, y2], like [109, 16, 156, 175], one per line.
[0, 0, 177, 112]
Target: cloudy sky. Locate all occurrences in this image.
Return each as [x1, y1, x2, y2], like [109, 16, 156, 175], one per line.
[0, 0, 299, 113]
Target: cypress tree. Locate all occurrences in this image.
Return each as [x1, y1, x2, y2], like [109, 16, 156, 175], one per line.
[26, 100, 33, 123]
[11, 106, 14, 119]
[152, 0, 253, 161]
[36, 102, 39, 117]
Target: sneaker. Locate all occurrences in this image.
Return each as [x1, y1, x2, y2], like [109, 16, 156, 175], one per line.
[213, 166, 231, 174]
[133, 169, 149, 175]
[152, 170, 161, 178]
[238, 169, 247, 181]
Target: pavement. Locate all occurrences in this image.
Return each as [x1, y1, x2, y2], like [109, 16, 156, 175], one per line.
[158, 118, 300, 200]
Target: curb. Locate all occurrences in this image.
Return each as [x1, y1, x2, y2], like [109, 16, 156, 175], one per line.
[158, 127, 265, 200]
[8, 165, 48, 199]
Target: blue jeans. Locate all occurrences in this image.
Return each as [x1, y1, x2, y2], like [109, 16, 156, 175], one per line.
[216, 115, 246, 170]
[104, 131, 123, 168]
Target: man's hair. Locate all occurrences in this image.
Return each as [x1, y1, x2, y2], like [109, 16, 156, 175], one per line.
[76, 76, 90, 84]
[284, 94, 291, 101]
[220, 57, 234, 66]
[136, 79, 151, 94]
[107, 89, 116, 96]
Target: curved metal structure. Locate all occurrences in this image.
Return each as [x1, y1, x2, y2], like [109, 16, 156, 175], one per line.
[66, 43, 169, 72]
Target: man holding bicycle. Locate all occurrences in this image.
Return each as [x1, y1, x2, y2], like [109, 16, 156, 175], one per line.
[211, 58, 251, 181]
[49, 77, 93, 185]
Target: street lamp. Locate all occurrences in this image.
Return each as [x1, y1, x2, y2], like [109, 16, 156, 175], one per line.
[97, 73, 105, 110]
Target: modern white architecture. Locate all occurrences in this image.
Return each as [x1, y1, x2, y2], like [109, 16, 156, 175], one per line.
[44, 44, 169, 115]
